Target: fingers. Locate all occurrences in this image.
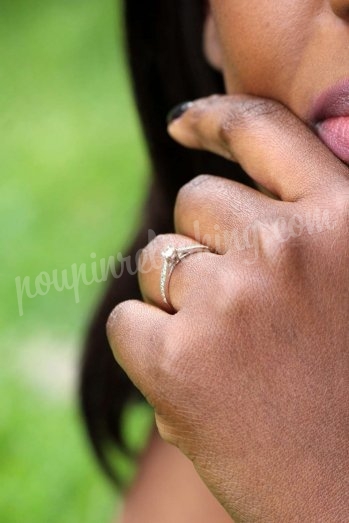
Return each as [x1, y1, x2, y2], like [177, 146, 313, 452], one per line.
[138, 234, 218, 312]
[168, 95, 349, 202]
[106, 300, 169, 404]
[174, 174, 284, 253]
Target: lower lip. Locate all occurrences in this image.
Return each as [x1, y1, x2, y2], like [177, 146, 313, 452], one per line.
[316, 116, 349, 163]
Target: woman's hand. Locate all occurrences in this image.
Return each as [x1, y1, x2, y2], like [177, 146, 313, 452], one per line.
[107, 95, 349, 522]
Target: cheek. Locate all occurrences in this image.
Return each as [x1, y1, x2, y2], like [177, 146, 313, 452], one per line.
[212, 1, 315, 102]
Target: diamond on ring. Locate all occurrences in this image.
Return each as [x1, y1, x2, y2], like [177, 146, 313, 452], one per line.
[160, 244, 211, 310]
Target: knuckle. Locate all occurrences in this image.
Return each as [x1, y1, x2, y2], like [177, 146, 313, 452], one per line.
[175, 175, 213, 221]
[218, 97, 285, 147]
[106, 300, 135, 339]
[177, 175, 213, 200]
[238, 97, 284, 120]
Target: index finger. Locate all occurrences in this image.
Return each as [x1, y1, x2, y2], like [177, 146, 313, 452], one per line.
[168, 95, 349, 202]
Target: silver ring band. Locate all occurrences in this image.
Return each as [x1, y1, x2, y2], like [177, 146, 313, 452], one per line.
[160, 244, 210, 309]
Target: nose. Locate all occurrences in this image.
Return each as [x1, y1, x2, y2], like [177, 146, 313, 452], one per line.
[330, 0, 349, 19]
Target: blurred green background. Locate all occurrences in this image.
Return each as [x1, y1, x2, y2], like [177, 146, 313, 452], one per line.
[0, 0, 150, 521]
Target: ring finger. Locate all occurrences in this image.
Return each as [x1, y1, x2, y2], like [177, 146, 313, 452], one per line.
[138, 234, 218, 312]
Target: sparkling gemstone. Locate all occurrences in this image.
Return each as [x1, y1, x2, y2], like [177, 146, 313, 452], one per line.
[162, 246, 179, 263]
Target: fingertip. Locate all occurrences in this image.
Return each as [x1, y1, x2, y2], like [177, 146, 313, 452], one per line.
[167, 100, 205, 149]
[166, 101, 194, 126]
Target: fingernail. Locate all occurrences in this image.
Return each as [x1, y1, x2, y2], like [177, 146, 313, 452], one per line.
[166, 101, 193, 125]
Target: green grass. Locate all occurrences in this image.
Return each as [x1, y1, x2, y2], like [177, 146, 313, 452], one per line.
[0, 0, 151, 520]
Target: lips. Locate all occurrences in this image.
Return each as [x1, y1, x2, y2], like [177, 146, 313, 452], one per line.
[310, 78, 349, 163]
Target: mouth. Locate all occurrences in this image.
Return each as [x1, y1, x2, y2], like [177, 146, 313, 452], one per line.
[310, 78, 349, 163]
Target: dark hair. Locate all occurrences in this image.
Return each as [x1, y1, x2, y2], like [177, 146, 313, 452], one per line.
[79, 0, 252, 485]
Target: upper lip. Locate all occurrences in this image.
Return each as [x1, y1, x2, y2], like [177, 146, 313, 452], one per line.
[309, 77, 349, 126]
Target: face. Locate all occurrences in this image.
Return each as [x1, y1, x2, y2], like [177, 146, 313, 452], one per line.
[206, 0, 349, 158]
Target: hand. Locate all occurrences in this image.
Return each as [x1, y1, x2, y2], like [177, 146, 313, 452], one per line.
[107, 95, 349, 522]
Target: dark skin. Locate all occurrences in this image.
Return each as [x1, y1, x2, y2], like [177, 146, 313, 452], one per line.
[108, 2, 349, 521]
